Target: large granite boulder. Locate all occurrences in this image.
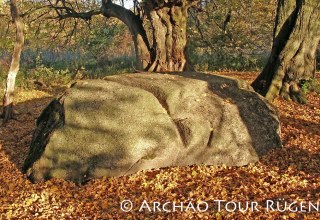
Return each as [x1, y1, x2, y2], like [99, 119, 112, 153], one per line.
[23, 72, 281, 183]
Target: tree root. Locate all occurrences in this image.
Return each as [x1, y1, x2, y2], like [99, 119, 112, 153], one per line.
[1, 104, 17, 125]
[280, 82, 307, 104]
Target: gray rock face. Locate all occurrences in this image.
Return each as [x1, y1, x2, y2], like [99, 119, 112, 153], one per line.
[24, 72, 282, 183]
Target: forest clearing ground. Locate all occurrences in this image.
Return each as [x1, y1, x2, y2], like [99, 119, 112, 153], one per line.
[0, 72, 319, 219]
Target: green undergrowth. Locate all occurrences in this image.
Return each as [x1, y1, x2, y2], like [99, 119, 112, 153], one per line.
[301, 78, 320, 94]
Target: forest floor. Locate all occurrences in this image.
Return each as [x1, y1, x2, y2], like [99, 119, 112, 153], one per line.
[0, 72, 319, 219]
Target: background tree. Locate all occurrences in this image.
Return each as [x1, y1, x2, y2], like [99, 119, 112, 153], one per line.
[188, 0, 276, 71]
[1, 0, 24, 123]
[1, 1, 135, 87]
[51, 0, 200, 72]
[252, 0, 320, 102]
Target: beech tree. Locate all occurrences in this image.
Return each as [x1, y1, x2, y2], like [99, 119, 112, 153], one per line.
[50, 0, 200, 72]
[2, 0, 24, 123]
[252, 0, 320, 102]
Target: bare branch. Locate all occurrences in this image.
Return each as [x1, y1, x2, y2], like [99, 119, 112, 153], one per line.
[48, 0, 101, 21]
[20, 5, 51, 17]
[53, 8, 101, 20]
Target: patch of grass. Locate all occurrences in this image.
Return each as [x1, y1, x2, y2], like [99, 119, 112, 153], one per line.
[188, 47, 268, 72]
[16, 65, 72, 90]
[0, 55, 135, 92]
[83, 56, 135, 78]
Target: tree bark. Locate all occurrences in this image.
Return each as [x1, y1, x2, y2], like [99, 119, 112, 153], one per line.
[252, 0, 320, 102]
[144, 1, 191, 71]
[2, 0, 24, 123]
[101, 0, 198, 72]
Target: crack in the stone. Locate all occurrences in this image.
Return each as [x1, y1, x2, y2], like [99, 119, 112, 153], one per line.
[174, 119, 190, 147]
[146, 91, 189, 148]
[105, 78, 188, 148]
[207, 129, 214, 148]
[124, 158, 142, 176]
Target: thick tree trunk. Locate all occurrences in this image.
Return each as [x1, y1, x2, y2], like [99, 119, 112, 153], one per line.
[144, 1, 191, 71]
[252, 0, 320, 102]
[2, 0, 24, 123]
[101, 0, 197, 72]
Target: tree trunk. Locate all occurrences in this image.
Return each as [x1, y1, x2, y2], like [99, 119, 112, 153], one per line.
[2, 0, 24, 123]
[101, 0, 197, 72]
[101, 1, 152, 70]
[144, 1, 191, 71]
[252, 0, 320, 102]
